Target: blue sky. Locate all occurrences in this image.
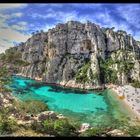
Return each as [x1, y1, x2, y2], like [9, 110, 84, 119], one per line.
[0, 3, 140, 53]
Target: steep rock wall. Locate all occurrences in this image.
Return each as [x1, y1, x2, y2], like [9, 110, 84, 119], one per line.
[6, 21, 140, 88]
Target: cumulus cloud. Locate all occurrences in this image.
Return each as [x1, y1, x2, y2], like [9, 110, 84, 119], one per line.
[18, 21, 27, 26]
[0, 12, 23, 24]
[37, 4, 64, 8]
[0, 28, 30, 42]
[0, 26, 30, 47]
[10, 21, 28, 31]
[116, 5, 140, 26]
[31, 10, 78, 22]
[0, 4, 27, 10]
[12, 12, 23, 17]
[0, 4, 29, 53]
[0, 27, 30, 53]
[10, 24, 27, 31]
[0, 38, 14, 53]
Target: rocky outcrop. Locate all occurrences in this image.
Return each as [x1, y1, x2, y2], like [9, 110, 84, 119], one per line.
[4, 21, 140, 88]
[79, 123, 91, 132]
[37, 111, 57, 121]
[0, 92, 15, 108]
[107, 129, 125, 136]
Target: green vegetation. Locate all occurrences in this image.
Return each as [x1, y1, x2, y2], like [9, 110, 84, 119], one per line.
[0, 66, 11, 93]
[0, 99, 48, 135]
[99, 48, 135, 84]
[99, 57, 118, 84]
[118, 61, 134, 75]
[43, 119, 78, 136]
[0, 108, 19, 135]
[128, 45, 133, 50]
[0, 51, 30, 67]
[79, 127, 107, 137]
[126, 125, 140, 136]
[131, 80, 140, 88]
[13, 100, 48, 115]
[75, 62, 91, 83]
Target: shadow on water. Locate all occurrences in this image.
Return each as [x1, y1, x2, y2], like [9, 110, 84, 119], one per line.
[12, 75, 103, 95]
[47, 87, 88, 94]
[28, 82, 89, 94]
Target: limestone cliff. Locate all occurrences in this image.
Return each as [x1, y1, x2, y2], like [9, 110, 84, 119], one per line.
[4, 21, 140, 89]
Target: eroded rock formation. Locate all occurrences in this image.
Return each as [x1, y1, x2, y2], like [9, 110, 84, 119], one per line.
[5, 21, 140, 89]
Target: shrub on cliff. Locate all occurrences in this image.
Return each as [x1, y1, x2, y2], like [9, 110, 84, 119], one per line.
[75, 62, 91, 83]
[131, 80, 140, 88]
[14, 100, 48, 115]
[43, 119, 78, 136]
[125, 125, 140, 136]
[0, 117, 18, 135]
[0, 66, 11, 93]
[0, 108, 18, 135]
[25, 100, 48, 115]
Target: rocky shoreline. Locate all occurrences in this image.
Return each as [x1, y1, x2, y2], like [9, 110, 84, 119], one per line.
[0, 91, 127, 136]
[14, 74, 140, 121]
[0, 91, 94, 134]
[16, 73, 105, 91]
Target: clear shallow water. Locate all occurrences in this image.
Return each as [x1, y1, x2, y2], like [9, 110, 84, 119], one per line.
[10, 75, 131, 127]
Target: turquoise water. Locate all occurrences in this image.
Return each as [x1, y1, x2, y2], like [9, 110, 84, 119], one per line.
[10, 75, 131, 127]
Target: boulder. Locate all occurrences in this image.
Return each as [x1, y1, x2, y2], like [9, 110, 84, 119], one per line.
[37, 111, 57, 121]
[107, 129, 125, 136]
[56, 114, 65, 119]
[79, 123, 91, 132]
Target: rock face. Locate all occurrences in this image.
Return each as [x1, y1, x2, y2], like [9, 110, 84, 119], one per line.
[5, 21, 140, 88]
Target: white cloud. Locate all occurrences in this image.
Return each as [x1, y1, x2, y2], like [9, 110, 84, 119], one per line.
[0, 4, 27, 10]
[37, 4, 64, 8]
[116, 5, 140, 26]
[68, 3, 103, 9]
[0, 12, 23, 22]
[60, 11, 78, 22]
[31, 9, 79, 23]
[0, 28, 30, 42]
[12, 12, 23, 17]
[31, 13, 48, 19]
[0, 38, 14, 53]
[0, 27, 30, 53]
[18, 21, 27, 26]
[0, 12, 25, 33]
[134, 32, 140, 41]
[10, 21, 28, 31]
[0, 11, 29, 53]
[42, 24, 56, 32]
[10, 24, 26, 31]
